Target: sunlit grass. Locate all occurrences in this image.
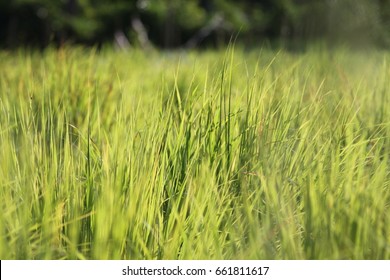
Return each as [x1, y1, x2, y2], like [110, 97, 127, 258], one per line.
[0, 46, 389, 259]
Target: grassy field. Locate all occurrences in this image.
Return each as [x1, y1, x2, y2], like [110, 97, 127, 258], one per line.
[0, 46, 389, 260]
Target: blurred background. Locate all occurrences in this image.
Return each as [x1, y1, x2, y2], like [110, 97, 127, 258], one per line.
[1, 0, 390, 50]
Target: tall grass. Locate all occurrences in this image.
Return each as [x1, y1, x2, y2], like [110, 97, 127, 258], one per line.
[0, 46, 389, 259]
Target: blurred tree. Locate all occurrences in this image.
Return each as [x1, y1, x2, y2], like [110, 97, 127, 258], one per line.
[323, 0, 382, 45]
[379, 0, 390, 46]
[0, 0, 389, 48]
[141, 0, 207, 47]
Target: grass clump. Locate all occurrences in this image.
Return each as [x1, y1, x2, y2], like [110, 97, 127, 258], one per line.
[0, 46, 389, 259]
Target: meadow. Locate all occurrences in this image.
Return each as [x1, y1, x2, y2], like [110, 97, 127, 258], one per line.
[0, 46, 389, 259]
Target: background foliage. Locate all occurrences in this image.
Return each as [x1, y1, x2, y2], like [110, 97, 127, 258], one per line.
[1, 0, 390, 48]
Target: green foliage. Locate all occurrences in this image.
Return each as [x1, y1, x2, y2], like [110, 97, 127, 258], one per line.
[1, 0, 390, 48]
[0, 46, 389, 259]
[144, 0, 206, 29]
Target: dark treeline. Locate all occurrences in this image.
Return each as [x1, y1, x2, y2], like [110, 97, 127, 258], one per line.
[1, 0, 390, 49]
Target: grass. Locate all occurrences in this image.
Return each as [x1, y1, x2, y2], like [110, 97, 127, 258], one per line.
[0, 46, 389, 259]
